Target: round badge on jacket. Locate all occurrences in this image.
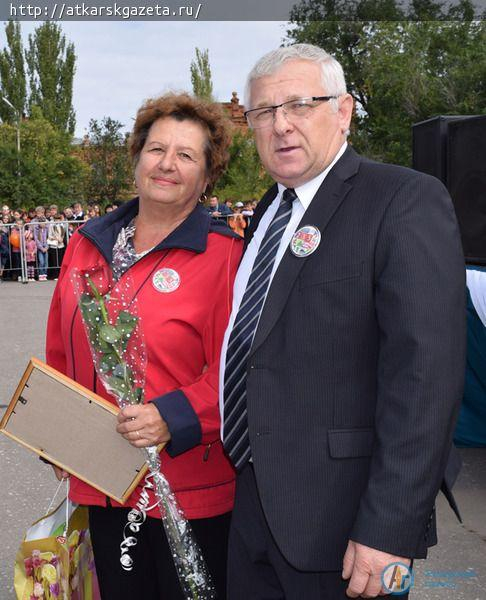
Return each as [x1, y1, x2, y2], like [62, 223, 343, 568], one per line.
[152, 268, 181, 293]
[290, 225, 321, 257]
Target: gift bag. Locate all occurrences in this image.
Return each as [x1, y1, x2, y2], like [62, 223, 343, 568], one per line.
[14, 483, 101, 600]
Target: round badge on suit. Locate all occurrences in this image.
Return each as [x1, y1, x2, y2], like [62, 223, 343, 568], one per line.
[290, 225, 321, 257]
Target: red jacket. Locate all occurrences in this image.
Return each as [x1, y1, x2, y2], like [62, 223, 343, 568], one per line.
[46, 200, 242, 519]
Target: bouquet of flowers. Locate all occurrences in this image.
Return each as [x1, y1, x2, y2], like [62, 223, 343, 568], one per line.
[70, 266, 216, 600]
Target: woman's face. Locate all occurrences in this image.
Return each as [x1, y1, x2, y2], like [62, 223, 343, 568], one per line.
[135, 117, 209, 214]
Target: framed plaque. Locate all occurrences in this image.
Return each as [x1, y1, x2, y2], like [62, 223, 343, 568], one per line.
[0, 358, 156, 504]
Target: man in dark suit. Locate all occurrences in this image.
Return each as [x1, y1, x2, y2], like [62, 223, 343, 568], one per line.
[220, 44, 466, 599]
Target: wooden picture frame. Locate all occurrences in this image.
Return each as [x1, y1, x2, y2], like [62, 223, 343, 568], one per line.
[0, 357, 156, 504]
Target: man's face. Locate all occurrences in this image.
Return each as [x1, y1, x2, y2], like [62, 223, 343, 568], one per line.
[209, 196, 219, 208]
[249, 60, 353, 189]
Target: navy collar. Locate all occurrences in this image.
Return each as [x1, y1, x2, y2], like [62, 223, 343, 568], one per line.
[79, 197, 236, 265]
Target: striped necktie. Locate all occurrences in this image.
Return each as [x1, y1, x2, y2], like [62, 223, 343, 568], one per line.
[223, 188, 297, 469]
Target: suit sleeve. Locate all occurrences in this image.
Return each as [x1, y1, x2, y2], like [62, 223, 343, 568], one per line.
[349, 173, 466, 557]
[151, 237, 243, 457]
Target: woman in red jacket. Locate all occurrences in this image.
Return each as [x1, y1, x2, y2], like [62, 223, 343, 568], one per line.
[46, 93, 242, 599]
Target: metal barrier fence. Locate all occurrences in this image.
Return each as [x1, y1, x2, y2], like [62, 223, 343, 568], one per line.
[0, 220, 86, 283]
[0, 214, 250, 283]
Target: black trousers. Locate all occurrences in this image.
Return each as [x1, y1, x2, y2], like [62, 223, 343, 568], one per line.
[227, 464, 410, 600]
[89, 506, 231, 599]
[47, 246, 65, 278]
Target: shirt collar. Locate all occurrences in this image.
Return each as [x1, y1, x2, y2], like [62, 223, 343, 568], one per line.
[277, 141, 348, 209]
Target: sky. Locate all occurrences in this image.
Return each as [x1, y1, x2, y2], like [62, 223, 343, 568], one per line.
[2, 21, 289, 138]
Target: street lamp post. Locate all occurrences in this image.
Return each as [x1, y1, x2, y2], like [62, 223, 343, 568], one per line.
[1, 95, 21, 180]
[1, 96, 27, 283]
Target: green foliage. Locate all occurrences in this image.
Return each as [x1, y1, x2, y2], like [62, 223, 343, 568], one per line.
[190, 47, 214, 101]
[0, 108, 87, 206]
[215, 129, 273, 199]
[83, 117, 132, 203]
[0, 20, 26, 123]
[26, 22, 76, 134]
[287, 0, 486, 165]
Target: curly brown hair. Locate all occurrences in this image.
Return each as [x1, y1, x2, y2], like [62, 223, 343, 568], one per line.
[129, 93, 233, 194]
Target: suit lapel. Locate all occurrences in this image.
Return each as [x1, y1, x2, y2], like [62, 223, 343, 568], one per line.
[249, 147, 361, 358]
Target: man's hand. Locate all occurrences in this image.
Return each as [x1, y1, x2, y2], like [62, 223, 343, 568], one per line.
[116, 403, 171, 448]
[342, 540, 411, 598]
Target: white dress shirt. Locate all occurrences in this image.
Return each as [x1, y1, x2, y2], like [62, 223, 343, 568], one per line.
[219, 142, 348, 435]
[466, 268, 486, 328]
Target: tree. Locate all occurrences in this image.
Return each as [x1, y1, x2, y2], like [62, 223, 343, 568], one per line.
[0, 107, 87, 206]
[81, 117, 132, 204]
[190, 48, 213, 100]
[0, 20, 26, 124]
[215, 129, 273, 199]
[286, 0, 486, 165]
[25, 22, 76, 134]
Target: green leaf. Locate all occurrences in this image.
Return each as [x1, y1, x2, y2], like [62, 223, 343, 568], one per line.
[80, 292, 93, 305]
[106, 376, 129, 399]
[117, 322, 135, 338]
[99, 324, 121, 344]
[118, 310, 138, 325]
[113, 363, 132, 380]
[100, 353, 118, 369]
[98, 338, 113, 352]
[99, 361, 111, 374]
[82, 304, 102, 327]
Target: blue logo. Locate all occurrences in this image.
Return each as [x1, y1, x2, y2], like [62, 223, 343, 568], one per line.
[381, 562, 414, 595]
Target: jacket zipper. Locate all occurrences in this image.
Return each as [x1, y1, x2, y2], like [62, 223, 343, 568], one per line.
[69, 305, 79, 380]
[203, 442, 213, 462]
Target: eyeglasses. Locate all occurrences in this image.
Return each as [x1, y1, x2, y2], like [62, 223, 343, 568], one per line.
[244, 96, 338, 129]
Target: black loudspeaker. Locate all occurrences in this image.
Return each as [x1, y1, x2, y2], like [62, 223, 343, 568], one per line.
[412, 116, 469, 184]
[412, 115, 486, 265]
[447, 116, 486, 265]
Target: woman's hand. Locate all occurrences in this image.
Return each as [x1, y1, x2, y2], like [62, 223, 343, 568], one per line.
[116, 403, 171, 448]
[53, 465, 70, 481]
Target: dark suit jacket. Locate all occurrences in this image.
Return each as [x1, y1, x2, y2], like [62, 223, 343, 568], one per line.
[244, 146, 466, 571]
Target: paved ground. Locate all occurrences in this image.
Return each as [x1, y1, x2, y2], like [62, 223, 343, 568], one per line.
[0, 280, 485, 599]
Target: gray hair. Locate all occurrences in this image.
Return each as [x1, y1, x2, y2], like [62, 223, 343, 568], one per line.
[244, 44, 347, 110]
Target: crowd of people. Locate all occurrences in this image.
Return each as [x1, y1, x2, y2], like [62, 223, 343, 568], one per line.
[0, 197, 254, 283]
[206, 195, 257, 237]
